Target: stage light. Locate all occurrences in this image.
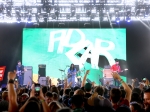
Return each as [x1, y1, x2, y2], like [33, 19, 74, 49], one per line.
[37, 8, 41, 14]
[145, 7, 149, 17]
[54, 6, 60, 18]
[136, 9, 140, 16]
[17, 19, 21, 23]
[71, 5, 75, 17]
[43, 14, 48, 23]
[126, 16, 131, 22]
[27, 15, 32, 23]
[16, 8, 21, 17]
[116, 17, 120, 23]
[33, 14, 39, 26]
[0, 4, 4, 14]
[126, 8, 131, 16]
[16, 10, 21, 19]
[86, 7, 91, 16]
[76, 14, 80, 20]
[51, 14, 56, 19]
[90, 14, 95, 20]
[6, 5, 12, 17]
[66, 14, 70, 19]
[0, 0, 149, 23]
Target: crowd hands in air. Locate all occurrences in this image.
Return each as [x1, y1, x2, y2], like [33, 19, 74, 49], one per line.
[0, 70, 150, 112]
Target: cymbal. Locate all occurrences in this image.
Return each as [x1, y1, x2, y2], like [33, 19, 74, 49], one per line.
[59, 69, 64, 72]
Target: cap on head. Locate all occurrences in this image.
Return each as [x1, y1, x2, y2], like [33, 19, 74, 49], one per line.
[115, 59, 119, 62]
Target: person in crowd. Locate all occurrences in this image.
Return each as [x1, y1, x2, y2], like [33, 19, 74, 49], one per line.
[94, 86, 105, 100]
[0, 91, 9, 111]
[48, 101, 63, 112]
[110, 72, 132, 110]
[143, 88, 150, 111]
[71, 95, 85, 112]
[130, 102, 144, 112]
[45, 91, 53, 105]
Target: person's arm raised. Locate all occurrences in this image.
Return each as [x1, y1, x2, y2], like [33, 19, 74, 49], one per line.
[39, 87, 50, 112]
[7, 71, 18, 112]
[81, 70, 90, 88]
[112, 72, 132, 102]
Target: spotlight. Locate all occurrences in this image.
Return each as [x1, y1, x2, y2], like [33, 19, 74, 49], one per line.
[6, 5, 12, 17]
[27, 15, 32, 23]
[43, 14, 48, 23]
[0, 4, 4, 14]
[145, 7, 149, 17]
[116, 17, 120, 23]
[52, 14, 56, 19]
[16, 10, 21, 21]
[126, 16, 131, 22]
[71, 5, 75, 17]
[54, 6, 60, 17]
[66, 14, 70, 19]
[126, 9, 131, 16]
[17, 18, 21, 23]
[136, 9, 140, 16]
[90, 14, 95, 20]
[86, 7, 91, 16]
[76, 14, 80, 20]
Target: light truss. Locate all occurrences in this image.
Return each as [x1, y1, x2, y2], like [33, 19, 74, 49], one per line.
[0, 0, 149, 23]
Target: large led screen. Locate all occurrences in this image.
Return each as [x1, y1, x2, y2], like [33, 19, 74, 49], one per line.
[23, 28, 126, 85]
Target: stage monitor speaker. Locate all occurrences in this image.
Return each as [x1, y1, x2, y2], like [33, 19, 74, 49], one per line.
[103, 69, 113, 78]
[39, 77, 47, 86]
[24, 66, 33, 85]
[74, 65, 79, 71]
[38, 64, 46, 77]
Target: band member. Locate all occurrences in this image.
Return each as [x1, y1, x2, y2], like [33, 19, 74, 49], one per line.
[111, 59, 121, 73]
[111, 59, 121, 87]
[67, 64, 77, 87]
[16, 60, 24, 86]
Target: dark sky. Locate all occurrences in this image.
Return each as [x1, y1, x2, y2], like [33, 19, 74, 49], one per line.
[0, 21, 150, 84]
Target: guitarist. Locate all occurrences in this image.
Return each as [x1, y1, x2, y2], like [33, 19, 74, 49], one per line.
[67, 64, 77, 87]
[111, 59, 121, 87]
[16, 60, 24, 86]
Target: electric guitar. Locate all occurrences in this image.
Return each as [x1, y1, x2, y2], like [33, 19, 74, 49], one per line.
[16, 68, 27, 76]
[68, 71, 76, 78]
[17, 71, 24, 76]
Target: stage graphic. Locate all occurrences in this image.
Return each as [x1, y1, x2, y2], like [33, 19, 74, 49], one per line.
[23, 28, 126, 85]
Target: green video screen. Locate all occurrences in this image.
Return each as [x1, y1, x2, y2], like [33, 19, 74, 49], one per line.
[23, 28, 126, 85]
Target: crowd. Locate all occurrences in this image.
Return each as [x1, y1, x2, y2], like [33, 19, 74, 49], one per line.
[0, 70, 150, 112]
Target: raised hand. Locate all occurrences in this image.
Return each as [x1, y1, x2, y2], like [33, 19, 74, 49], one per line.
[39, 87, 45, 100]
[8, 71, 16, 81]
[111, 72, 121, 81]
[86, 70, 90, 74]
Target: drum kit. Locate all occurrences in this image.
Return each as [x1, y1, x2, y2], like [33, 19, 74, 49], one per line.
[58, 66, 85, 86]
